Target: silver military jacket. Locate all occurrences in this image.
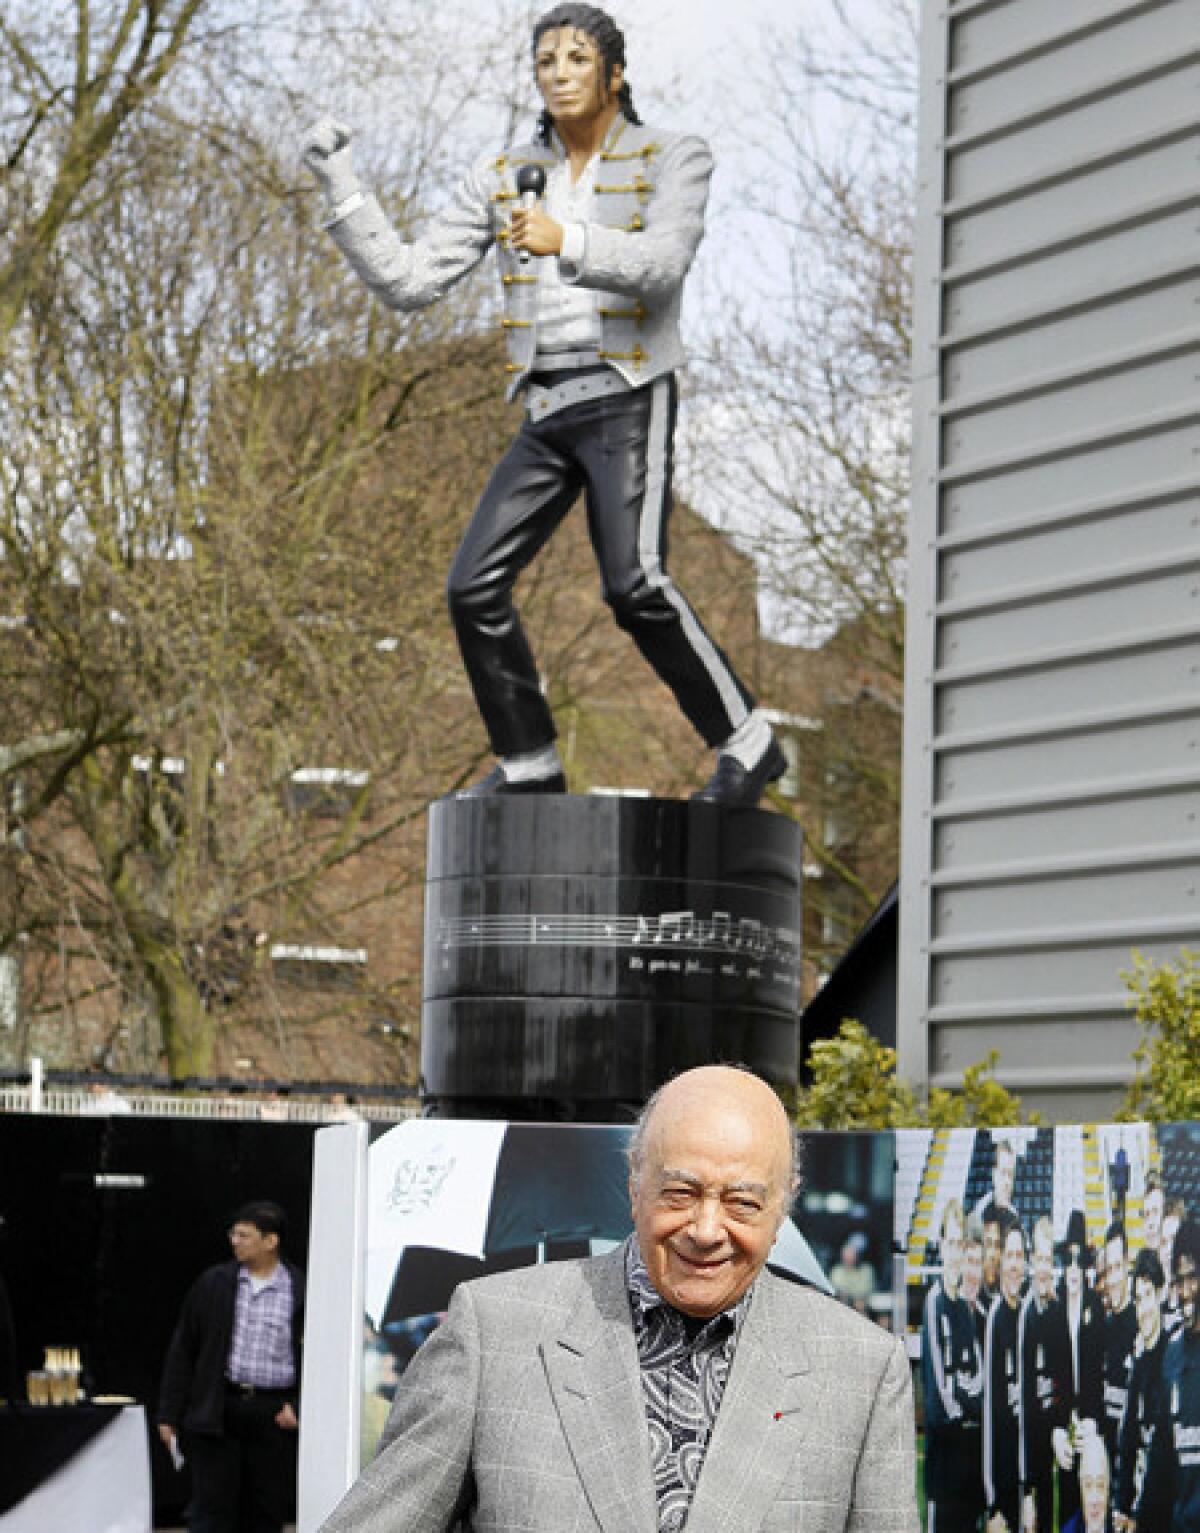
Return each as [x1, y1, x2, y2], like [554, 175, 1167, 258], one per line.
[324, 118, 713, 399]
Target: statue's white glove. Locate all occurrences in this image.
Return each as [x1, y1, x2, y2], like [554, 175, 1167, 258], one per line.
[300, 116, 360, 210]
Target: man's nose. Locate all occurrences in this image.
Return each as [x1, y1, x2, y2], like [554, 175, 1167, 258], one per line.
[688, 1197, 724, 1245]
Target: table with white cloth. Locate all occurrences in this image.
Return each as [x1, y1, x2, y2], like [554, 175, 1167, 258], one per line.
[0, 1402, 151, 1533]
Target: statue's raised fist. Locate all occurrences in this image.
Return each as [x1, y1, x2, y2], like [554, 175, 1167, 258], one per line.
[300, 116, 359, 208]
[301, 115, 352, 163]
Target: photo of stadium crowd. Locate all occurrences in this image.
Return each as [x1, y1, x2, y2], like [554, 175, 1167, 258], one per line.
[897, 1123, 1200, 1532]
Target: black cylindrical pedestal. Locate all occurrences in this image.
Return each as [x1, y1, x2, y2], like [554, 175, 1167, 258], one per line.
[421, 796, 803, 1118]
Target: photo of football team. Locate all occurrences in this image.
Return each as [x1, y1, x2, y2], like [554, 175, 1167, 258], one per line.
[899, 1123, 1200, 1532]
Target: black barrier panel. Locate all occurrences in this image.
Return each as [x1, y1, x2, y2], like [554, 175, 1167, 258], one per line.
[0, 1113, 315, 1526]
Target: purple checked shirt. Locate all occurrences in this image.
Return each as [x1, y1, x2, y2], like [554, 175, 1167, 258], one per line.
[227, 1262, 296, 1389]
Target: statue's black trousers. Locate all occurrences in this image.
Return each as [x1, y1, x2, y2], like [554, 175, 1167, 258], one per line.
[447, 372, 756, 757]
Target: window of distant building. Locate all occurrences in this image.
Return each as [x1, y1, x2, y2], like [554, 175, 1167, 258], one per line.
[284, 767, 370, 819]
[269, 942, 368, 990]
[762, 709, 822, 801]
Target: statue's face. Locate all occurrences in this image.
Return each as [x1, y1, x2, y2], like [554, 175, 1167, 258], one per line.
[534, 26, 621, 129]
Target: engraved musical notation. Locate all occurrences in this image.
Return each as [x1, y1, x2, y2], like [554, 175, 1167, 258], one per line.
[433, 909, 801, 968]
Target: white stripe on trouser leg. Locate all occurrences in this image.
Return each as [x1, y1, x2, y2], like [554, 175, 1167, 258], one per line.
[637, 377, 749, 733]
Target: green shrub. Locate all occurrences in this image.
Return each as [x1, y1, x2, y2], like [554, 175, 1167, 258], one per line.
[1121, 949, 1200, 1122]
[795, 1019, 1029, 1129]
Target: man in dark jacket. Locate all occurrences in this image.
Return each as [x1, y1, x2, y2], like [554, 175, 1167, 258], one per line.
[922, 1197, 984, 1531]
[984, 1210, 1027, 1533]
[1101, 1221, 1138, 1468]
[1144, 1219, 1200, 1532]
[1113, 1247, 1169, 1532]
[1057, 1210, 1105, 1528]
[158, 1200, 304, 1533]
[1021, 1215, 1070, 1533]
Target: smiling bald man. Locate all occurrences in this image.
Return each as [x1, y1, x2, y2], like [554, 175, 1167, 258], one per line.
[320, 1066, 918, 1533]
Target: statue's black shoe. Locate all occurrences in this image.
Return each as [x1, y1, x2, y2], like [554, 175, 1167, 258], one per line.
[454, 767, 567, 799]
[690, 739, 788, 807]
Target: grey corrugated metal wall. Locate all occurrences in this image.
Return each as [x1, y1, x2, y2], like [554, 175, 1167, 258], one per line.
[898, 0, 1200, 1120]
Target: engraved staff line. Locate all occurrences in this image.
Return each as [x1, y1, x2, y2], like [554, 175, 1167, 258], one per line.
[434, 912, 801, 959]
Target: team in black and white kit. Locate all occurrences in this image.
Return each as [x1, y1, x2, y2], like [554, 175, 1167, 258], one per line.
[918, 1139, 1200, 1532]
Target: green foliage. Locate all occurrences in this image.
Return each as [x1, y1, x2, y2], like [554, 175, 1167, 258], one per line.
[794, 1019, 1029, 1129]
[926, 1054, 1028, 1128]
[794, 1021, 919, 1128]
[1121, 949, 1200, 1122]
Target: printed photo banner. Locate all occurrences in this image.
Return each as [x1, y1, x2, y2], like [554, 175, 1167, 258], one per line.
[358, 1120, 897, 1465]
[352, 1116, 1199, 1529]
[897, 1121, 1197, 1533]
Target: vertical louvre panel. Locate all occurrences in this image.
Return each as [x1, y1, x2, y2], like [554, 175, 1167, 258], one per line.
[899, 0, 1200, 1121]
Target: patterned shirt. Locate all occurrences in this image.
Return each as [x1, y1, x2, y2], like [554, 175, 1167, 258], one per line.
[227, 1262, 296, 1389]
[625, 1239, 752, 1533]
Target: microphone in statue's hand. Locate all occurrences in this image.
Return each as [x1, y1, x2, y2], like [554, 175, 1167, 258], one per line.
[515, 164, 547, 265]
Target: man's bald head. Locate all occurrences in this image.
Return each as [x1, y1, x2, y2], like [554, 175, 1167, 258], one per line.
[628, 1067, 798, 1318]
[629, 1066, 798, 1201]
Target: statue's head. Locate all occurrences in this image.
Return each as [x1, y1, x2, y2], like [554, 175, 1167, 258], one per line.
[531, 5, 641, 140]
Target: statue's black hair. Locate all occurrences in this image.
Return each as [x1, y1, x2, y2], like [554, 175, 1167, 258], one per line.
[531, 5, 642, 143]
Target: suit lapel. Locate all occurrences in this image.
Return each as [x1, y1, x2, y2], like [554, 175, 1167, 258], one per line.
[683, 1273, 813, 1533]
[542, 1251, 658, 1533]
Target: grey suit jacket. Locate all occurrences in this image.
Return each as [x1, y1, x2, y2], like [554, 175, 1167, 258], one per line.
[324, 119, 710, 398]
[320, 1247, 919, 1532]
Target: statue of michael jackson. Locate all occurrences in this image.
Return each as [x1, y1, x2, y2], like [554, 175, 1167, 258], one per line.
[302, 4, 786, 805]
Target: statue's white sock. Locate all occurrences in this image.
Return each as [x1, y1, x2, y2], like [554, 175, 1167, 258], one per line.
[500, 743, 563, 783]
[718, 709, 773, 770]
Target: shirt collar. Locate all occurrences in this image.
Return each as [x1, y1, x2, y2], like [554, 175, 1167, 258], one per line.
[624, 1236, 753, 1343]
[238, 1260, 285, 1291]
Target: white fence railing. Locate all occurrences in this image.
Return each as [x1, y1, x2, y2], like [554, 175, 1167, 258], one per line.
[0, 1084, 416, 1124]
